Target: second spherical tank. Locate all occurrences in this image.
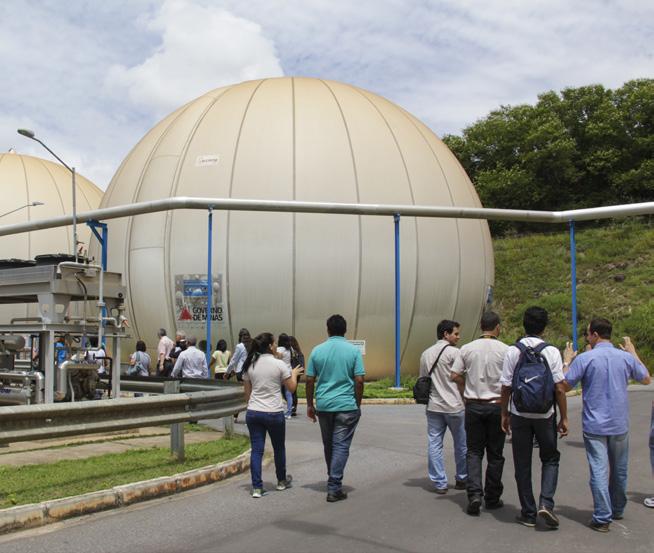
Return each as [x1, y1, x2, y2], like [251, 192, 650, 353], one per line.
[97, 77, 494, 378]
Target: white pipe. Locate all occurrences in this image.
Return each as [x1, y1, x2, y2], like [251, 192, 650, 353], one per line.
[0, 196, 652, 238]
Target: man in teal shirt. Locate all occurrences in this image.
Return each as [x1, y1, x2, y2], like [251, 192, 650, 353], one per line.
[306, 314, 365, 502]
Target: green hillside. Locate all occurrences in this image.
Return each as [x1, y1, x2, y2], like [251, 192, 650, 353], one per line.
[492, 218, 654, 370]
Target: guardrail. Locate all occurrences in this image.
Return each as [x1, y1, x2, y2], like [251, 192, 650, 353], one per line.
[0, 387, 246, 461]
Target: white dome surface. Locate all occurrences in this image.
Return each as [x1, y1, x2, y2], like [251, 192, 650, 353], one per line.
[99, 77, 493, 378]
[0, 152, 103, 320]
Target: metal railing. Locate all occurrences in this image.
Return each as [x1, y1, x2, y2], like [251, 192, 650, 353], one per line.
[0, 386, 245, 460]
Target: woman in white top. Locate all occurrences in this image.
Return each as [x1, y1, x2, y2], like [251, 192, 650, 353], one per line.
[226, 328, 251, 380]
[243, 332, 303, 498]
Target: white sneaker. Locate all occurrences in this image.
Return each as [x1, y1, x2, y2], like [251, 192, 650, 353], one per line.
[251, 488, 267, 498]
[644, 497, 654, 508]
[276, 475, 293, 491]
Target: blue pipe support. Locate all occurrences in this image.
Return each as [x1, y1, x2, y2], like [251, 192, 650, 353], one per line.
[86, 220, 108, 271]
[394, 213, 401, 388]
[569, 221, 578, 351]
[206, 208, 213, 374]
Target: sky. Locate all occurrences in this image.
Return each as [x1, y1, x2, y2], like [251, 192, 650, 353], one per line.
[1, 0, 652, 189]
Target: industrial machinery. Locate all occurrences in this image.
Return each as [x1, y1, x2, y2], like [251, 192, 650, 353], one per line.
[0, 254, 128, 405]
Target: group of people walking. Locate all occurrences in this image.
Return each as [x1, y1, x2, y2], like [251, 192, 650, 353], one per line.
[422, 306, 650, 532]
[242, 314, 364, 502]
[136, 308, 652, 530]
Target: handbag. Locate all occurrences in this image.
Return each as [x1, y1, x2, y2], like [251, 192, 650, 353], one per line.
[128, 351, 145, 376]
[413, 345, 450, 404]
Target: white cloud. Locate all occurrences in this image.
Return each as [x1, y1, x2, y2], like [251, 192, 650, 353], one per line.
[107, 0, 283, 117]
[1, 0, 652, 191]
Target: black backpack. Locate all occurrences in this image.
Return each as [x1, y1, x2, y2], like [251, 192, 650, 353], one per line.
[511, 341, 556, 414]
[413, 345, 450, 404]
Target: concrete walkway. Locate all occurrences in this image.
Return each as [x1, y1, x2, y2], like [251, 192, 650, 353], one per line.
[1, 386, 652, 553]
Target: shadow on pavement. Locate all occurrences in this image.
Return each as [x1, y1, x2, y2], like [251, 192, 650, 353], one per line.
[402, 477, 437, 493]
[274, 519, 414, 553]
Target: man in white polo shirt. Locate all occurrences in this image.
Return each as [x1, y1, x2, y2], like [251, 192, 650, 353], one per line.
[451, 311, 509, 516]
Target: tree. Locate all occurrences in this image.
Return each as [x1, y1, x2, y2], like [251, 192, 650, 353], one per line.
[444, 79, 654, 233]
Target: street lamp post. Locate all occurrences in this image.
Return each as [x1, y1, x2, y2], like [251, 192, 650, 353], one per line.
[0, 201, 44, 219]
[17, 129, 78, 261]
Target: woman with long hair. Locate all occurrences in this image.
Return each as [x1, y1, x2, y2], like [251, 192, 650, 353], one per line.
[226, 328, 251, 380]
[242, 332, 303, 498]
[276, 333, 294, 419]
[209, 339, 231, 379]
[288, 335, 305, 417]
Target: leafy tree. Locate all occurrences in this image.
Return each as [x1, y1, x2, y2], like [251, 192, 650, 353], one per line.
[444, 79, 654, 233]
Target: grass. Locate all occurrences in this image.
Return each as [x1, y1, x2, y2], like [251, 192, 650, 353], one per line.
[295, 376, 418, 399]
[0, 434, 249, 509]
[493, 218, 654, 368]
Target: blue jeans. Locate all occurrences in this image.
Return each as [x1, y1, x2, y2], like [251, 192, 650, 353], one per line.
[583, 431, 629, 524]
[283, 387, 293, 418]
[246, 410, 286, 489]
[426, 410, 467, 489]
[318, 409, 361, 493]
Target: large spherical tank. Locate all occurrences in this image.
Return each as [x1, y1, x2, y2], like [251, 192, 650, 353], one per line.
[0, 152, 103, 321]
[98, 77, 493, 378]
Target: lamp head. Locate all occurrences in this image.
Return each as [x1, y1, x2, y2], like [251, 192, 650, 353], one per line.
[17, 128, 35, 139]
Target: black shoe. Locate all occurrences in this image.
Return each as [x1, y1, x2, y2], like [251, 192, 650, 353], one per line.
[515, 515, 536, 527]
[326, 490, 348, 502]
[485, 499, 504, 510]
[291, 412, 297, 417]
[454, 480, 467, 490]
[538, 506, 559, 528]
[467, 497, 482, 516]
[612, 513, 623, 520]
[589, 520, 610, 533]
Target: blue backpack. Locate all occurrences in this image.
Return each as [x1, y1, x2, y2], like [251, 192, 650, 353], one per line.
[511, 341, 555, 414]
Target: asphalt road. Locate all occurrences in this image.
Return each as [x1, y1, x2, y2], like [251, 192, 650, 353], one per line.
[2, 387, 653, 553]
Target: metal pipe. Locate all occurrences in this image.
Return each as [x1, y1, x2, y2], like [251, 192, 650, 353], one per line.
[569, 222, 578, 351]
[1, 196, 653, 238]
[393, 214, 401, 388]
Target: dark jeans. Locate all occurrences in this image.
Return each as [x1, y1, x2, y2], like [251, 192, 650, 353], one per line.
[465, 402, 505, 504]
[511, 413, 560, 519]
[318, 409, 361, 493]
[246, 410, 286, 489]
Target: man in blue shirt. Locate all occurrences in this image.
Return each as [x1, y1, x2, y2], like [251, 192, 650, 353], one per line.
[306, 314, 365, 503]
[563, 317, 650, 533]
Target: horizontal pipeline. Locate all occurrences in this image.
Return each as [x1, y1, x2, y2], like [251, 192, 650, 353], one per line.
[0, 197, 652, 238]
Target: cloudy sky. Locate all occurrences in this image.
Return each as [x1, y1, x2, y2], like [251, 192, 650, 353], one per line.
[1, 0, 652, 189]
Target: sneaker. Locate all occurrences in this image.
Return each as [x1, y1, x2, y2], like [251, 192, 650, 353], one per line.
[589, 520, 610, 533]
[276, 474, 293, 491]
[251, 488, 267, 498]
[467, 497, 482, 516]
[485, 499, 504, 510]
[433, 487, 448, 495]
[538, 506, 559, 528]
[326, 490, 348, 502]
[644, 497, 654, 508]
[285, 415, 292, 420]
[612, 513, 623, 520]
[454, 480, 467, 490]
[515, 515, 536, 527]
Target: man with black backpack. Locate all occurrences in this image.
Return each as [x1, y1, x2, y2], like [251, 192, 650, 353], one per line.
[500, 306, 569, 529]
